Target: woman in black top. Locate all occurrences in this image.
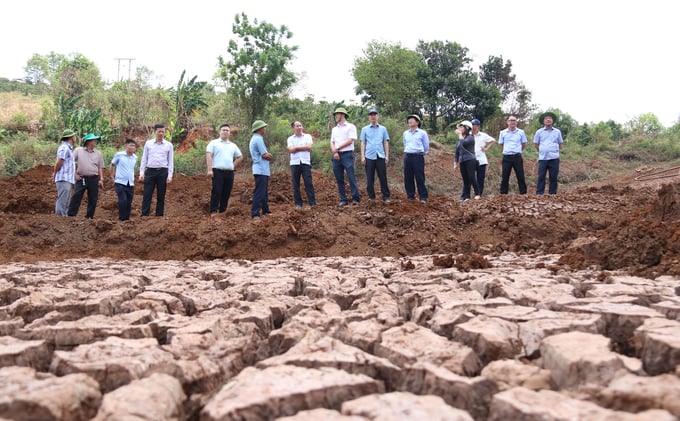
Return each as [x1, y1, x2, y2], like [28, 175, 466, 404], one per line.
[453, 121, 480, 201]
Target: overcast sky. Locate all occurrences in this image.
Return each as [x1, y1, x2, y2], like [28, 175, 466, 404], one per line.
[2, 0, 678, 126]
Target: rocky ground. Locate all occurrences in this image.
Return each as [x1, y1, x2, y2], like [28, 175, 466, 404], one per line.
[0, 155, 679, 420]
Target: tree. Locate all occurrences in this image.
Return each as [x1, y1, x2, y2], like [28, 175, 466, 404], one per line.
[107, 66, 165, 132]
[352, 41, 425, 115]
[50, 53, 104, 109]
[168, 70, 209, 143]
[23, 52, 66, 89]
[216, 13, 298, 123]
[416, 40, 499, 132]
[625, 113, 664, 137]
[479, 55, 534, 120]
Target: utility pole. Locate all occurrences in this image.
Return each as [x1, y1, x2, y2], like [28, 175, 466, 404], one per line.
[114, 58, 135, 80]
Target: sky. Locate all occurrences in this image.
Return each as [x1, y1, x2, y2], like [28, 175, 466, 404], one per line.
[2, 0, 679, 126]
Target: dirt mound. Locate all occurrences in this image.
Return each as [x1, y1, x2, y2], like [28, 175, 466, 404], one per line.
[1, 157, 679, 278]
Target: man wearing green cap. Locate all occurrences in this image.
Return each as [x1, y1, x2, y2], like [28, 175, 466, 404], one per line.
[249, 120, 273, 219]
[52, 129, 77, 216]
[330, 107, 360, 206]
[67, 133, 105, 218]
[533, 111, 563, 195]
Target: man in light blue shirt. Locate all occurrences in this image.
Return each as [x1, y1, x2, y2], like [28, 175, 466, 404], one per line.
[110, 139, 138, 221]
[533, 111, 564, 195]
[360, 108, 390, 202]
[402, 114, 429, 203]
[249, 120, 273, 219]
[206, 124, 243, 215]
[498, 115, 528, 194]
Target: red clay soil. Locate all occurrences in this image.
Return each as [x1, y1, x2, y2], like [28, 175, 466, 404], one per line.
[0, 153, 679, 279]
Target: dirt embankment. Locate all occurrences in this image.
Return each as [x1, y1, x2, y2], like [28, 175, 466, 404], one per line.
[0, 161, 679, 278]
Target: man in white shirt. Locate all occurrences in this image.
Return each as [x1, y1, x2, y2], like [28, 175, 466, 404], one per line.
[287, 121, 316, 208]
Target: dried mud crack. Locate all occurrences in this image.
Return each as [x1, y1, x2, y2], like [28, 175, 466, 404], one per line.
[0, 164, 679, 420]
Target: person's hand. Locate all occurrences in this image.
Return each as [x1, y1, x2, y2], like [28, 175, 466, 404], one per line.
[385, 157, 389, 165]
[167, 177, 172, 184]
[361, 157, 366, 166]
[263, 152, 273, 161]
[139, 174, 145, 182]
[333, 152, 340, 161]
[98, 179, 103, 188]
[207, 169, 213, 178]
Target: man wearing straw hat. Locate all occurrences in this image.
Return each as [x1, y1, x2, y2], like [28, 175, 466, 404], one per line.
[534, 111, 564, 195]
[52, 129, 77, 216]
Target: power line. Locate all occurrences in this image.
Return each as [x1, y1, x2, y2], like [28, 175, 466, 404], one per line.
[113, 58, 135, 80]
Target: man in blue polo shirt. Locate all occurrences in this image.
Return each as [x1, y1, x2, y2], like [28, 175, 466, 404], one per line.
[360, 108, 391, 202]
[249, 120, 273, 219]
[533, 111, 564, 195]
[498, 115, 528, 195]
[402, 114, 429, 203]
[206, 124, 243, 216]
[110, 139, 138, 221]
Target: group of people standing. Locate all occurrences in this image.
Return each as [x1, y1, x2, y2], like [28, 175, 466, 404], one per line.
[52, 110, 563, 221]
[52, 124, 173, 221]
[453, 112, 564, 201]
[211, 107, 432, 221]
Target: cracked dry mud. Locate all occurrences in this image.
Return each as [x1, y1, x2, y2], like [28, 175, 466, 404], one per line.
[0, 159, 679, 420]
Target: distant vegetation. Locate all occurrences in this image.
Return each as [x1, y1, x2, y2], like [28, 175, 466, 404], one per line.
[1, 12, 679, 179]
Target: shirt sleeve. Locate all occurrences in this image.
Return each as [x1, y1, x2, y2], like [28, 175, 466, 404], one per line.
[140, 142, 148, 173]
[422, 131, 430, 154]
[167, 142, 174, 179]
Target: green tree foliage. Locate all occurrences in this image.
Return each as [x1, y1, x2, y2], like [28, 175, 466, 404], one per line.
[625, 113, 664, 137]
[50, 53, 104, 108]
[168, 70, 209, 143]
[352, 41, 425, 116]
[416, 40, 499, 132]
[23, 52, 66, 91]
[479, 55, 534, 119]
[107, 66, 169, 132]
[216, 13, 298, 123]
[55, 94, 116, 143]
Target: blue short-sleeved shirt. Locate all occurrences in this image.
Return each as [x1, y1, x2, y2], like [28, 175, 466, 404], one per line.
[111, 151, 137, 186]
[403, 128, 429, 154]
[533, 127, 563, 160]
[249, 133, 270, 176]
[499, 128, 527, 155]
[360, 124, 389, 160]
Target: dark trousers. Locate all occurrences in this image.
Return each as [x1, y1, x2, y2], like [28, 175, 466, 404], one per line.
[365, 157, 390, 200]
[251, 174, 270, 218]
[210, 169, 235, 213]
[291, 164, 316, 206]
[459, 160, 479, 200]
[403, 154, 427, 201]
[114, 182, 134, 221]
[476, 164, 488, 197]
[500, 154, 527, 195]
[141, 168, 168, 216]
[536, 158, 560, 195]
[67, 176, 99, 218]
[332, 151, 360, 203]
